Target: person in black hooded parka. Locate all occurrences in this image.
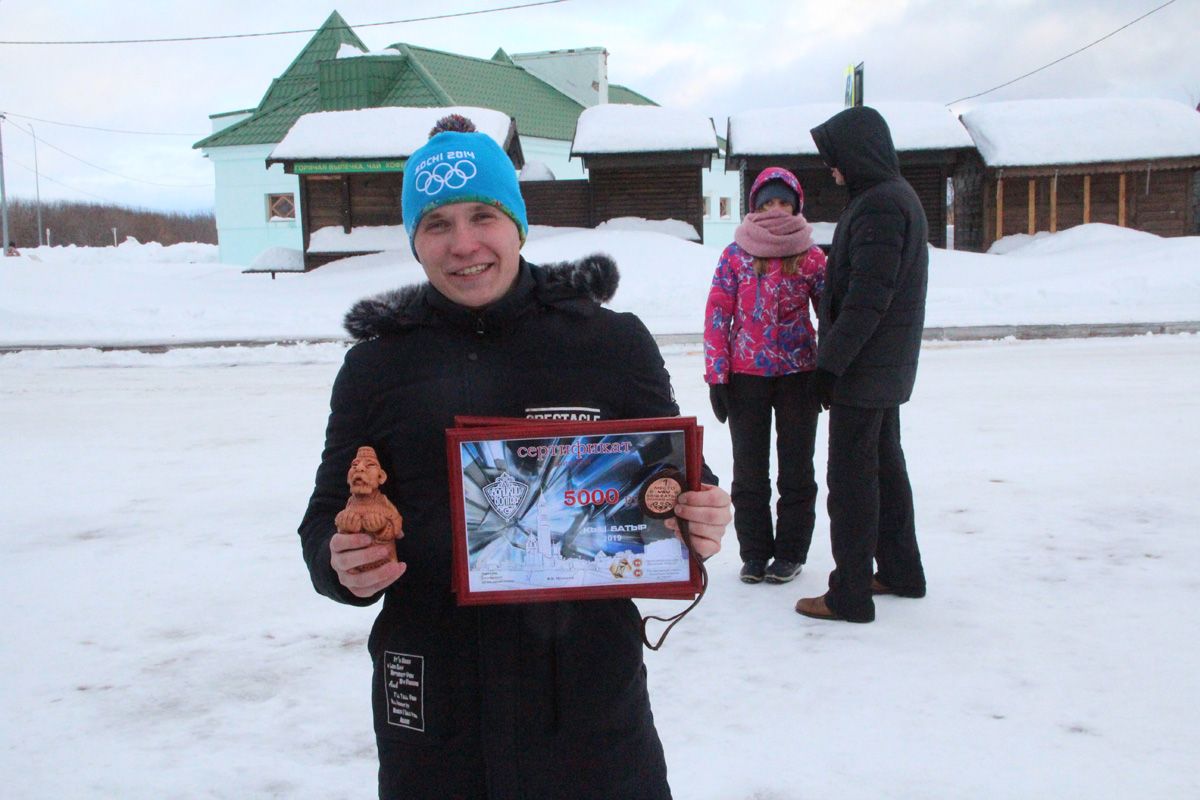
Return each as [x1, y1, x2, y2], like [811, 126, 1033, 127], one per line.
[796, 106, 928, 624]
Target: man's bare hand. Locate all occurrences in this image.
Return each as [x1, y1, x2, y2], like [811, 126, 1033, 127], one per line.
[665, 483, 732, 560]
[330, 532, 406, 597]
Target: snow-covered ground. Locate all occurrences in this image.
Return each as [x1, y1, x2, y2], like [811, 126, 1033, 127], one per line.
[1, 335, 1197, 799]
[2, 222, 1198, 347]
[1, 226, 1199, 797]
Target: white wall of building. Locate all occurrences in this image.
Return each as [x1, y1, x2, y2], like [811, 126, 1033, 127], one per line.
[702, 155, 740, 246]
[521, 136, 585, 181]
[202, 144, 302, 267]
[511, 49, 607, 107]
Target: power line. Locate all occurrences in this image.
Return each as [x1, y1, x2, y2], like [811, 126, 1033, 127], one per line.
[0, 0, 568, 45]
[945, 0, 1179, 106]
[3, 119, 211, 188]
[1, 110, 201, 137]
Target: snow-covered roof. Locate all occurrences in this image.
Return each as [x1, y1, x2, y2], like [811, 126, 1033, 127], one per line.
[571, 104, 717, 155]
[959, 98, 1200, 167]
[728, 102, 974, 156]
[268, 106, 513, 161]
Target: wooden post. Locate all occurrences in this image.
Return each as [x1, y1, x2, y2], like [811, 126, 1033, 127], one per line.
[1083, 175, 1091, 223]
[995, 176, 1004, 241]
[1027, 179, 1036, 234]
[1050, 172, 1058, 233]
[299, 176, 311, 256]
[341, 175, 352, 233]
[1118, 173, 1127, 227]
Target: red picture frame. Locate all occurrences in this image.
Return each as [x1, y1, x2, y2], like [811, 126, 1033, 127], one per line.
[445, 416, 704, 605]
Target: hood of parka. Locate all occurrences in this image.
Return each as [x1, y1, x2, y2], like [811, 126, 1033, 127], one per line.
[810, 106, 901, 196]
[343, 253, 620, 341]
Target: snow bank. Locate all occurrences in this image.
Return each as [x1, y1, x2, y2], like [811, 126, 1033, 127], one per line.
[2, 223, 1198, 347]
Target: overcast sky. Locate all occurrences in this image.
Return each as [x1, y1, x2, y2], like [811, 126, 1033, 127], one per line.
[1, 0, 1197, 212]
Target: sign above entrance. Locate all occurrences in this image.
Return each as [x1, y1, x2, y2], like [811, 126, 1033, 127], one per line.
[293, 159, 407, 174]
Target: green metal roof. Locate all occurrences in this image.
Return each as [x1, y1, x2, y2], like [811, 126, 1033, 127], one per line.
[195, 17, 659, 150]
[257, 11, 366, 109]
[319, 55, 406, 110]
[195, 87, 322, 149]
[381, 44, 585, 140]
[194, 10, 365, 149]
[608, 85, 657, 107]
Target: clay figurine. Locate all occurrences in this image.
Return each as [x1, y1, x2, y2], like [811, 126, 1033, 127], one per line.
[335, 446, 404, 573]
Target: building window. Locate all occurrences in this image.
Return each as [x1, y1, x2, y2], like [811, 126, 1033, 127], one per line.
[268, 193, 295, 221]
[703, 195, 712, 218]
[719, 197, 731, 219]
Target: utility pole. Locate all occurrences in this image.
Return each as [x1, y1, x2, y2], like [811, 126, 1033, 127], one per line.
[0, 112, 10, 250]
[30, 123, 43, 246]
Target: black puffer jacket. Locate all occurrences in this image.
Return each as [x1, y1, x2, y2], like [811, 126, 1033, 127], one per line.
[811, 106, 928, 407]
[298, 256, 680, 800]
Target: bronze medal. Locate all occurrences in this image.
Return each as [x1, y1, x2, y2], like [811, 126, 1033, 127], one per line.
[638, 468, 684, 519]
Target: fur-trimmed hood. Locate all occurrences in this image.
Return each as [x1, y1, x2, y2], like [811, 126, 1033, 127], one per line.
[344, 254, 619, 341]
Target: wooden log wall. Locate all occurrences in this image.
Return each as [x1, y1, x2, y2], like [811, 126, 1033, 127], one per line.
[903, 164, 950, 248]
[300, 173, 402, 270]
[952, 157, 985, 252]
[1134, 169, 1194, 236]
[985, 167, 1197, 243]
[303, 176, 346, 234]
[521, 179, 591, 228]
[347, 173, 403, 228]
[589, 166, 706, 242]
[1194, 171, 1200, 234]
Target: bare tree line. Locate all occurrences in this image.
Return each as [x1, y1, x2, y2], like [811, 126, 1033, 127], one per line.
[3, 199, 215, 247]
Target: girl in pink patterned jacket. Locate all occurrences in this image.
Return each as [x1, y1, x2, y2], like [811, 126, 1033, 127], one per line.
[704, 166, 826, 585]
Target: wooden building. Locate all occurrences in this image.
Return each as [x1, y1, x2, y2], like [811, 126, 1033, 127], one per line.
[955, 98, 1200, 252]
[266, 106, 522, 270]
[725, 103, 976, 248]
[567, 104, 720, 242]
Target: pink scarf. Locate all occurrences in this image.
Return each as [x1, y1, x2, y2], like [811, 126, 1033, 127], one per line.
[734, 208, 814, 258]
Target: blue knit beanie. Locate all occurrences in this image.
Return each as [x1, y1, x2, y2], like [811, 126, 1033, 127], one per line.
[402, 119, 528, 256]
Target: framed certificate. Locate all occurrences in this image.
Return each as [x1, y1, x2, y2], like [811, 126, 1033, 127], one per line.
[445, 417, 704, 605]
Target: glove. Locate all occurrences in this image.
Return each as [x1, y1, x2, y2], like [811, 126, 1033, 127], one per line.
[809, 368, 837, 411]
[709, 383, 730, 423]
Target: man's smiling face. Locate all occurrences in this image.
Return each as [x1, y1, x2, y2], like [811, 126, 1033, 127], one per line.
[413, 202, 522, 310]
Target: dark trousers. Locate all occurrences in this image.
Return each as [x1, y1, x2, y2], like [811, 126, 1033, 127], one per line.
[824, 404, 925, 622]
[727, 371, 820, 564]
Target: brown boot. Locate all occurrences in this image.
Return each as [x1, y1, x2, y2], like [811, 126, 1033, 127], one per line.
[871, 576, 896, 595]
[795, 594, 844, 621]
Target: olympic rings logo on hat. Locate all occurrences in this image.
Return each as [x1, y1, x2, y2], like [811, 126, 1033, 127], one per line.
[414, 159, 478, 196]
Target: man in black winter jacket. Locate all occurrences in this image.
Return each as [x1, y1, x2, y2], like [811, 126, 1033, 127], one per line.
[796, 106, 928, 624]
[298, 117, 731, 800]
